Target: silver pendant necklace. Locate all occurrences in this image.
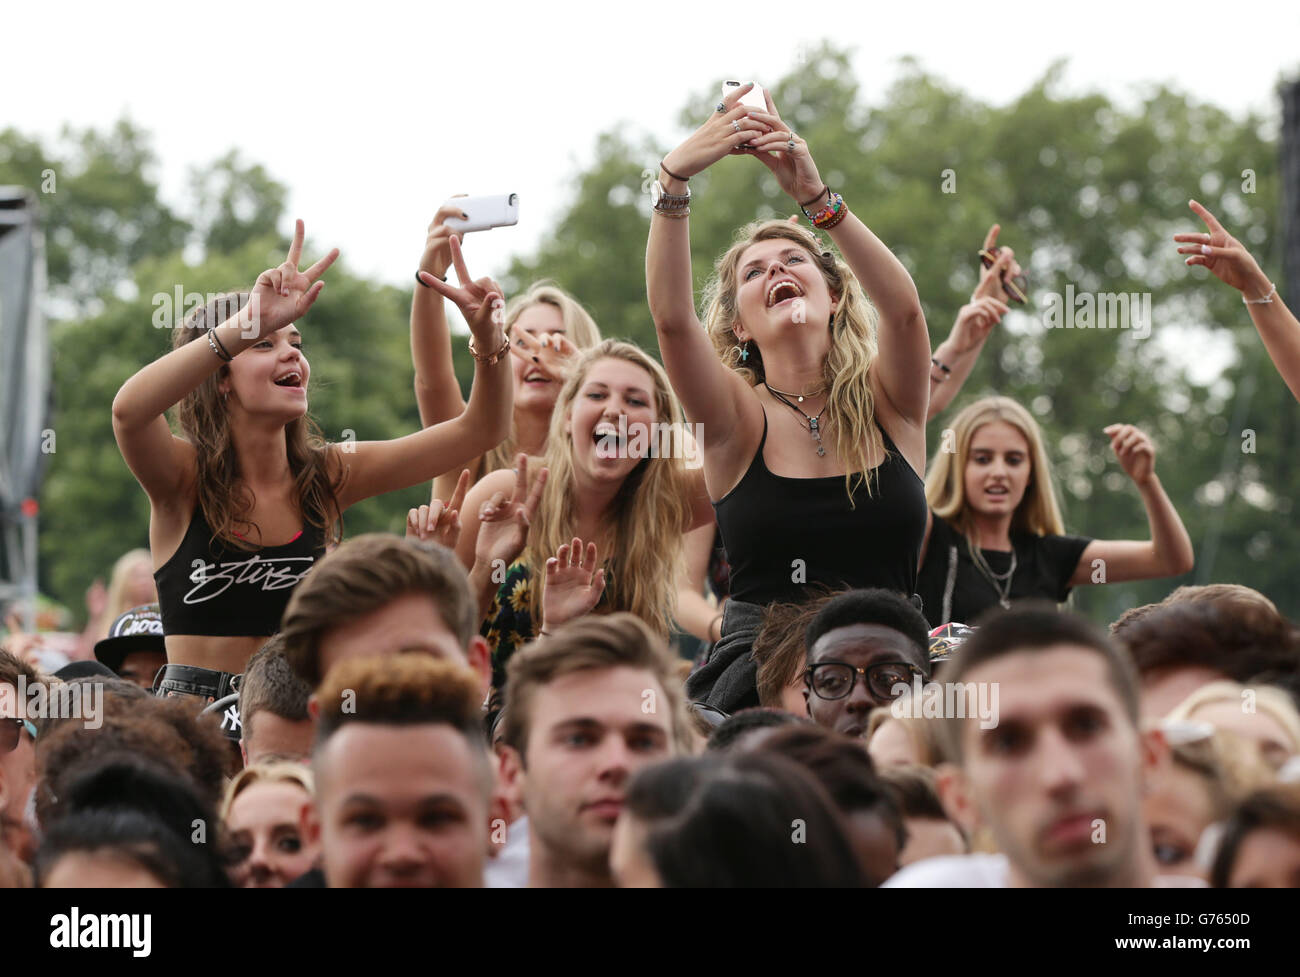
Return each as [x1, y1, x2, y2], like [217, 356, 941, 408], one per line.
[968, 538, 1017, 609]
[764, 382, 827, 456]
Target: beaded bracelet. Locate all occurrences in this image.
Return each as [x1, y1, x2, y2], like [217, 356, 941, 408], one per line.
[806, 191, 846, 230]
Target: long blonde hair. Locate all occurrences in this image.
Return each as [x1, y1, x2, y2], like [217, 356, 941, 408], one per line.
[702, 219, 884, 502]
[173, 293, 342, 551]
[482, 281, 603, 476]
[926, 396, 1066, 538]
[101, 549, 155, 636]
[523, 340, 691, 633]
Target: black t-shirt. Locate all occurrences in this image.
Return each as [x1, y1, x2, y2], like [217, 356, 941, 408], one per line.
[916, 515, 1093, 628]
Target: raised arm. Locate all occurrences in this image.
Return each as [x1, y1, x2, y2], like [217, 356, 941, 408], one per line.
[649, 85, 770, 463]
[1175, 199, 1300, 402]
[1069, 424, 1194, 586]
[928, 226, 1015, 420]
[411, 199, 472, 428]
[336, 236, 512, 509]
[743, 93, 929, 459]
[112, 219, 337, 505]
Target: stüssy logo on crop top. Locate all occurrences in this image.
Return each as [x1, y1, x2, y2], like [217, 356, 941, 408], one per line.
[184, 554, 316, 603]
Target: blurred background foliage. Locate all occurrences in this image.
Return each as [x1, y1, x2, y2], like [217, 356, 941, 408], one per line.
[3, 43, 1294, 626]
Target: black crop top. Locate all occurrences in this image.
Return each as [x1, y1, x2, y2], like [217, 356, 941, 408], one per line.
[712, 413, 928, 606]
[154, 506, 326, 637]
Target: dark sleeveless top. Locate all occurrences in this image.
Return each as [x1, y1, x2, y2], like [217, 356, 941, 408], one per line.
[915, 514, 1093, 627]
[712, 413, 928, 606]
[154, 506, 327, 637]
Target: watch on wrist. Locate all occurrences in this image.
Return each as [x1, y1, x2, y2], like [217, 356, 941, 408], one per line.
[650, 180, 691, 212]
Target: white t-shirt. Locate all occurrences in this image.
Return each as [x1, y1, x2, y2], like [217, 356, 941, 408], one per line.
[883, 853, 1010, 888]
[485, 814, 530, 889]
[882, 853, 1207, 888]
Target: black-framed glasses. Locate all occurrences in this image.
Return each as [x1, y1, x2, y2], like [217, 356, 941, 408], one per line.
[1, 717, 37, 753]
[804, 661, 922, 702]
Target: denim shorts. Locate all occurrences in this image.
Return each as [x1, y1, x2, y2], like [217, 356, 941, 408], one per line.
[153, 663, 241, 704]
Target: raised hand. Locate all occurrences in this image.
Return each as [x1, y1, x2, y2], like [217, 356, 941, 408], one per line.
[950, 295, 1010, 353]
[736, 89, 825, 205]
[1174, 200, 1271, 297]
[248, 219, 339, 338]
[973, 224, 1026, 303]
[474, 454, 548, 572]
[406, 468, 470, 549]
[1105, 423, 1156, 486]
[420, 196, 470, 280]
[511, 329, 578, 383]
[541, 537, 607, 632]
[417, 235, 506, 343]
[660, 82, 773, 181]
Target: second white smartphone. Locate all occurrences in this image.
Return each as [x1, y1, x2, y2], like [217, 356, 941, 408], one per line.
[723, 80, 767, 111]
[443, 193, 520, 234]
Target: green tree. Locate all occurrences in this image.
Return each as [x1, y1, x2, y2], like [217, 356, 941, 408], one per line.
[505, 45, 1295, 623]
[189, 150, 287, 256]
[0, 119, 189, 312]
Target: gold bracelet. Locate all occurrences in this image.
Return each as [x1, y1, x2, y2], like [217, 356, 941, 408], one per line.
[653, 207, 690, 219]
[468, 333, 511, 365]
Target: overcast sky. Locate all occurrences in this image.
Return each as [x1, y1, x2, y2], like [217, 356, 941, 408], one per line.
[4, 0, 1298, 307]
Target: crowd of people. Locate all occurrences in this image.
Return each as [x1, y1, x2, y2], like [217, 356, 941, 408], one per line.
[3, 83, 1300, 888]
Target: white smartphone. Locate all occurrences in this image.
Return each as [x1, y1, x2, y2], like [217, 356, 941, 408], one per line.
[443, 193, 520, 234]
[722, 80, 766, 111]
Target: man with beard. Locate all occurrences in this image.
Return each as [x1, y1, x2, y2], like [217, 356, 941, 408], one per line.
[886, 605, 1180, 888]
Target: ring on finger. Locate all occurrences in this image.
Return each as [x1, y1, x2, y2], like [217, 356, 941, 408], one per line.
[715, 101, 726, 114]
[732, 119, 741, 132]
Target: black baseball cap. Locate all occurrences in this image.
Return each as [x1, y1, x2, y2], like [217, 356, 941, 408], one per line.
[94, 603, 166, 674]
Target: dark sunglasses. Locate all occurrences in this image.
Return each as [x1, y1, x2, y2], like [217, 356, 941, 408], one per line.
[979, 246, 1029, 305]
[1, 718, 38, 753]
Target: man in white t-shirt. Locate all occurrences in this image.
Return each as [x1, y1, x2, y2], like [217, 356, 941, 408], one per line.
[886, 605, 1196, 888]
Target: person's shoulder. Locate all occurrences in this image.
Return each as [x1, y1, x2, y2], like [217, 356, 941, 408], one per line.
[881, 853, 1009, 888]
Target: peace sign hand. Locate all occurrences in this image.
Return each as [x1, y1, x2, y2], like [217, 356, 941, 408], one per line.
[474, 454, 549, 572]
[511, 329, 578, 383]
[541, 538, 607, 633]
[249, 219, 339, 338]
[406, 469, 470, 549]
[417, 235, 506, 344]
[1174, 200, 1269, 296]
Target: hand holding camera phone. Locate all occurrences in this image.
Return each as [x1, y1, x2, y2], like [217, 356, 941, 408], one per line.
[443, 193, 520, 234]
[723, 81, 766, 150]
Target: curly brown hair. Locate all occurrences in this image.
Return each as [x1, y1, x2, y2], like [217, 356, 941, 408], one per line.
[36, 694, 230, 828]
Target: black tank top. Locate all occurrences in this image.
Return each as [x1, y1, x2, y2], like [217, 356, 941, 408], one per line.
[154, 506, 327, 637]
[713, 412, 927, 606]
